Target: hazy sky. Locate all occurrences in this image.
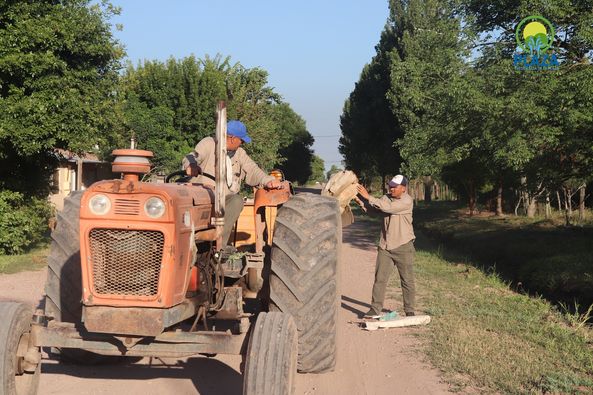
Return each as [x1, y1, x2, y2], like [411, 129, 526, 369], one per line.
[109, 1, 390, 170]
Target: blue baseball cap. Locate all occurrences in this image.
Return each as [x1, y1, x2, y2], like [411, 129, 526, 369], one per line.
[227, 120, 251, 143]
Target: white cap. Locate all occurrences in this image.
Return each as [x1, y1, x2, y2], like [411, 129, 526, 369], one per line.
[388, 175, 408, 187]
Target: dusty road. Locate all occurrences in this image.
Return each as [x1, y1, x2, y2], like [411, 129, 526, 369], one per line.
[0, 221, 450, 395]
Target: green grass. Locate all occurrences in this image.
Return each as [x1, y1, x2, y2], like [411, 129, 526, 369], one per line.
[414, 201, 593, 312]
[405, 233, 593, 394]
[0, 244, 49, 274]
[352, 203, 593, 393]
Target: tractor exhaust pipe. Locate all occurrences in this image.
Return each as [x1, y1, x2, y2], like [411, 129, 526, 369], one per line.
[213, 101, 227, 249]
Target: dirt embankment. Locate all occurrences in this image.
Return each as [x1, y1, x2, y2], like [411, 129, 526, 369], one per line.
[0, 221, 450, 395]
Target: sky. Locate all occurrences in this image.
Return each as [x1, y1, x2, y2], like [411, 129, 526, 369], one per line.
[109, 1, 390, 171]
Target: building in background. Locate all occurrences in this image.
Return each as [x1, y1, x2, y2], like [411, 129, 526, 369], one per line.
[49, 149, 112, 211]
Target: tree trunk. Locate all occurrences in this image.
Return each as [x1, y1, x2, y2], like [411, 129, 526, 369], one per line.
[514, 188, 521, 216]
[556, 190, 562, 212]
[423, 176, 433, 203]
[579, 184, 586, 221]
[527, 198, 537, 218]
[564, 187, 572, 225]
[467, 179, 476, 216]
[520, 176, 529, 216]
[544, 192, 551, 219]
[496, 179, 503, 216]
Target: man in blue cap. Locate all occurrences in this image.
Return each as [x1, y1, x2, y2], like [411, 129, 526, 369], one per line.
[183, 120, 282, 245]
[356, 175, 417, 318]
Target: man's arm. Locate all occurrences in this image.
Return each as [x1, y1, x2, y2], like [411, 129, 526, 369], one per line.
[238, 150, 281, 189]
[367, 195, 412, 214]
[357, 184, 412, 214]
[182, 137, 214, 176]
[182, 154, 202, 176]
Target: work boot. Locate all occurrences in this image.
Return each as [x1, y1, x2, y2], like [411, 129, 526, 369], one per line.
[363, 308, 381, 318]
[221, 245, 238, 255]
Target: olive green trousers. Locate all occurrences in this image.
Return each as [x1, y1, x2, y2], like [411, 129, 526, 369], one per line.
[370, 241, 416, 315]
[223, 193, 244, 245]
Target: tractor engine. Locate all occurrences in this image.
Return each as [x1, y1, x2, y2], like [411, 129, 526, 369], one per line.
[78, 149, 217, 336]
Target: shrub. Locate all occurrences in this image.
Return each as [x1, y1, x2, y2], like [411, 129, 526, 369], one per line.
[0, 190, 53, 254]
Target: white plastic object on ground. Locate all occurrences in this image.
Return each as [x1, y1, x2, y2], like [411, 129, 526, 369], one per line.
[363, 315, 432, 331]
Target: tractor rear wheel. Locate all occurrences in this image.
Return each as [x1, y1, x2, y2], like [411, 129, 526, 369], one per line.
[44, 191, 108, 364]
[0, 302, 40, 395]
[243, 312, 297, 395]
[269, 193, 341, 373]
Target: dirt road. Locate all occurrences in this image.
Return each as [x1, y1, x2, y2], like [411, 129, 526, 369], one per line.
[0, 221, 450, 395]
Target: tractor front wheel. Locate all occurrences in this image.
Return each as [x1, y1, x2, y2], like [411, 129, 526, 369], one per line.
[0, 302, 40, 395]
[243, 312, 297, 395]
[269, 193, 341, 373]
[44, 191, 110, 364]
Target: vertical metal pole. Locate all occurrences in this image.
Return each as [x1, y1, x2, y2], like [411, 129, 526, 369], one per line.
[76, 157, 83, 191]
[214, 101, 227, 249]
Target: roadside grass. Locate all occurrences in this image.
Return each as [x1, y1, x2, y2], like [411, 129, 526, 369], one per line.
[414, 201, 593, 313]
[351, 203, 593, 393]
[0, 244, 49, 274]
[408, 234, 593, 394]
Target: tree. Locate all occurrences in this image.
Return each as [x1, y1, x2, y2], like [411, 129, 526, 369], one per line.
[271, 103, 314, 184]
[340, 17, 404, 192]
[388, 0, 593, 216]
[326, 165, 343, 181]
[122, 55, 314, 175]
[123, 95, 192, 173]
[0, 0, 124, 195]
[460, 0, 593, 216]
[307, 155, 326, 184]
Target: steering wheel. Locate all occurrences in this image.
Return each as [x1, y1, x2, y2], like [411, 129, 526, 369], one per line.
[165, 170, 216, 183]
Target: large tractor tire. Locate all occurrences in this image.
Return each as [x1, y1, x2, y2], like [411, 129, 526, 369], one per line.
[44, 191, 108, 364]
[269, 193, 341, 373]
[0, 302, 40, 395]
[243, 312, 297, 395]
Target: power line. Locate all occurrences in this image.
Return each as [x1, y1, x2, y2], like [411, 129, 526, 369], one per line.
[313, 135, 341, 138]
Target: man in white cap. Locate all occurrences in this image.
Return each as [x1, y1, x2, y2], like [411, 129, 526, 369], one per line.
[183, 120, 282, 245]
[357, 175, 416, 317]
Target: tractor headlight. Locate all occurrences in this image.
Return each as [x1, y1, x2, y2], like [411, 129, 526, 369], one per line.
[144, 197, 166, 218]
[89, 194, 111, 215]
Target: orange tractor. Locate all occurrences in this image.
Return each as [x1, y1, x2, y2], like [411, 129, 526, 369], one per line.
[0, 103, 342, 395]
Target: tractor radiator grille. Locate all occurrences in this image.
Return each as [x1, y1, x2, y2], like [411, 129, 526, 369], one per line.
[89, 229, 164, 296]
[114, 199, 140, 215]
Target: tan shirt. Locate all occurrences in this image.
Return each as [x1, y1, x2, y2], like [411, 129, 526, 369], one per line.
[182, 136, 274, 194]
[368, 193, 415, 250]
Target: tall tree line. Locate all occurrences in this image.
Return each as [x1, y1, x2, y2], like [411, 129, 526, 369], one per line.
[341, 0, 593, 218]
[0, 0, 318, 199]
[121, 55, 316, 181]
[0, 0, 124, 195]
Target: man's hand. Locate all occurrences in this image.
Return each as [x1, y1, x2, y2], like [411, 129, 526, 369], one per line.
[185, 163, 202, 177]
[357, 184, 370, 200]
[354, 196, 367, 212]
[265, 180, 283, 190]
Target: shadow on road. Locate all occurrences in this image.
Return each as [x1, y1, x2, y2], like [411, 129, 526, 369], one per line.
[341, 220, 379, 252]
[340, 295, 371, 317]
[41, 356, 242, 394]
